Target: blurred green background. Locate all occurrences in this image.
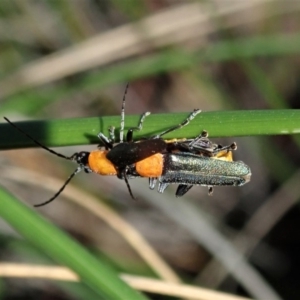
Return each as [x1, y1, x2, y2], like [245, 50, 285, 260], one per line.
[0, 1, 300, 299]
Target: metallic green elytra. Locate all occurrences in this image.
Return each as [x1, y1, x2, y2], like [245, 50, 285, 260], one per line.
[156, 152, 251, 195]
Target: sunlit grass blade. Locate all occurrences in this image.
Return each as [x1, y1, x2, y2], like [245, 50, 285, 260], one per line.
[0, 110, 300, 149]
[0, 187, 148, 300]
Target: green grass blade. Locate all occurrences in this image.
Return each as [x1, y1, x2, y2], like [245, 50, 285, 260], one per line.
[1, 110, 300, 149]
[2, 33, 300, 116]
[203, 33, 300, 62]
[0, 187, 148, 300]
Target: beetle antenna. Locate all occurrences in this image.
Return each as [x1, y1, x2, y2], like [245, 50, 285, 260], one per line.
[4, 117, 72, 160]
[119, 83, 129, 143]
[34, 166, 83, 207]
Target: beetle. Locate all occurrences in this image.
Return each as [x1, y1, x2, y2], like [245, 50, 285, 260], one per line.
[5, 84, 251, 205]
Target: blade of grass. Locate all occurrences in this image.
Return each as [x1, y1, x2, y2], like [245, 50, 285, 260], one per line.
[3, 33, 300, 114]
[0, 187, 148, 300]
[0, 110, 300, 149]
